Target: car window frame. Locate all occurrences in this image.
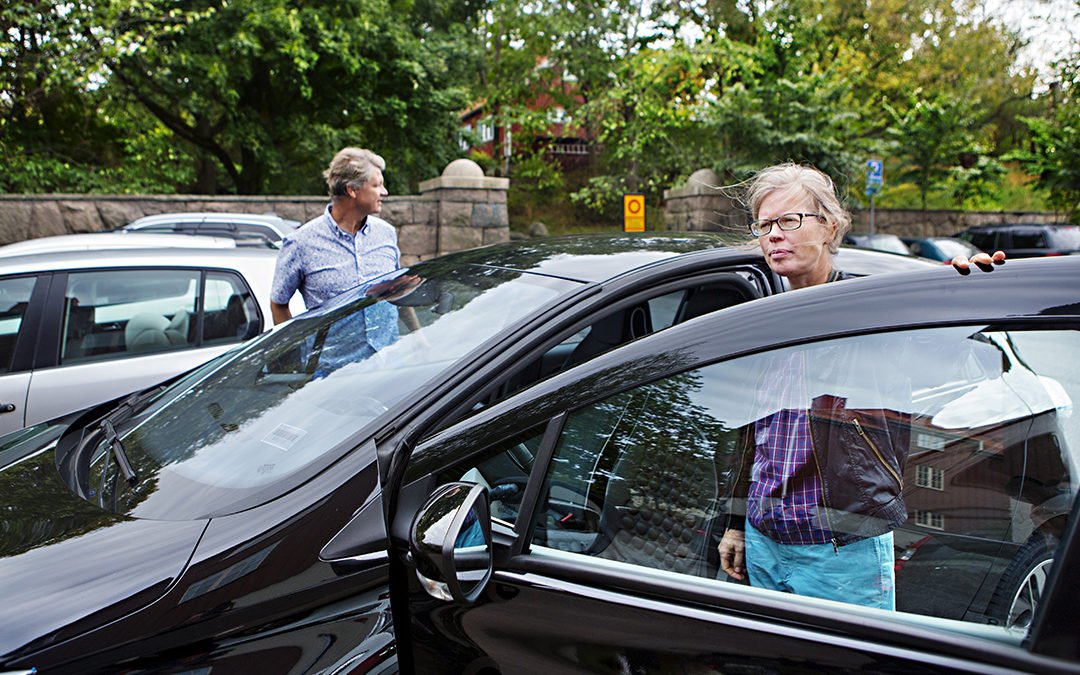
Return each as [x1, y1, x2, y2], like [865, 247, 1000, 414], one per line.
[0, 272, 51, 374]
[34, 265, 263, 369]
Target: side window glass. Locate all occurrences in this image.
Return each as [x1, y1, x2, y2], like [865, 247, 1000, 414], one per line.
[1011, 231, 1046, 249]
[490, 277, 761, 409]
[530, 326, 1079, 640]
[436, 424, 547, 525]
[0, 277, 37, 373]
[62, 269, 200, 364]
[203, 272, 261, 344]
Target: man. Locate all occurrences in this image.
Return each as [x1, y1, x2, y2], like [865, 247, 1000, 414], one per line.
[717, 163, 1003, 610]
[270, 147, 396, 324]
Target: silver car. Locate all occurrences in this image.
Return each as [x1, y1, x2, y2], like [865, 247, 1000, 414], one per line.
[120, 212, 301, 248]
[0, 246, 304, 434]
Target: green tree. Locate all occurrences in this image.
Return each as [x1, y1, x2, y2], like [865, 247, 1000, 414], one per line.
[884, 95, 979, 209]
[2, 0, 482, 195]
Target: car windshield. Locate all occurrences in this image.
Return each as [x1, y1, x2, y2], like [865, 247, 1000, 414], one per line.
[86, 260, 580, 519]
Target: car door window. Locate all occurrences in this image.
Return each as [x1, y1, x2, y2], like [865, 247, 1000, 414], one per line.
[0, 276, 37, 373]
[202, 272, 262, 344]
[437, 424, 548, 525]
[527, 326, 1079, 640]
[62, 269, 200, 364]
[486, 274, 763, 408]
[1011, 231, 1047, 249]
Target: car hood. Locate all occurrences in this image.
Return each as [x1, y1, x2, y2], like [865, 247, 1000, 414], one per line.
[0, 431, 205, 664]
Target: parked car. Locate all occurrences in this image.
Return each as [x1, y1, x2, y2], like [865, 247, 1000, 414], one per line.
[1, 234, 1078, 675]
[843, 232, 913, 256]
[901, 235, 984, 262]
[0, 246, 304, 435]
[956, 223, 1080, 258]
[0, 232, 237, 258]
[119, 212, 302, 248]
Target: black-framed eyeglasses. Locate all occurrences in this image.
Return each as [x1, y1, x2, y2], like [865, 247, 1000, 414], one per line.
[749, 212, 823, 237]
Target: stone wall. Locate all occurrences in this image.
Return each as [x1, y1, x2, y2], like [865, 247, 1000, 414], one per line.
[0, 159, 508, 264]
[663, 168, 1064, 239]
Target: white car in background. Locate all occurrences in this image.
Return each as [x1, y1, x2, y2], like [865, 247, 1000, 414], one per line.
[0, 232, 237, 258]
[119, 212, 301, 248]
[0, 244, 304, 434]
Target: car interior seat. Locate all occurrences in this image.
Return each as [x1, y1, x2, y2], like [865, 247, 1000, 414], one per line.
[166, 307, 190, 345]
[126, 313, 177, 352]
[588, 403, 722, 578]
[564, 302, 652, 369]
[673, 276, 762, 324]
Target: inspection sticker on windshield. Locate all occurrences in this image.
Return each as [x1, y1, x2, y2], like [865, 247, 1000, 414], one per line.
[263, 424, 307, 451]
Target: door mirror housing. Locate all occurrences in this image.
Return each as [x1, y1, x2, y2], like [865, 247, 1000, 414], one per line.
[410, 482, 492, 604]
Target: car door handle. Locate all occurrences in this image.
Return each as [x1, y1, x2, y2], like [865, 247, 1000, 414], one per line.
[0, 403, 15, 413]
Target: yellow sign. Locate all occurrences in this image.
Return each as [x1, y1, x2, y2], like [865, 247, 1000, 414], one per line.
[623, 194, 645, 232]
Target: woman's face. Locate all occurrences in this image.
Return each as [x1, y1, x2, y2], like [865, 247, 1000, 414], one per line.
[755, 188, 837, 289]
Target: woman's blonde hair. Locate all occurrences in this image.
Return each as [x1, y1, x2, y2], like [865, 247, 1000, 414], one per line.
[746, 163, 851, 253]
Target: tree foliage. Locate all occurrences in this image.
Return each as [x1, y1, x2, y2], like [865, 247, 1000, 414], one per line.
[1, 0, 482, 194]
[1, 0, 1075, 214]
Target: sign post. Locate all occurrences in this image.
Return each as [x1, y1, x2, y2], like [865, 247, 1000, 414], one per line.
[623, 194, 645, 232]
[865, 160, 883, 235]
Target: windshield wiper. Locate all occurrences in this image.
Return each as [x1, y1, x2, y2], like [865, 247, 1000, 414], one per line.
[102, 419, 138, 487]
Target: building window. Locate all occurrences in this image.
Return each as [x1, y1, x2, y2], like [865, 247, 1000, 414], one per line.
[916, 465, 945, 491]
[479, 119, 495, 143]
[458, 124, 473, 151]
[915, 510, 945, 530]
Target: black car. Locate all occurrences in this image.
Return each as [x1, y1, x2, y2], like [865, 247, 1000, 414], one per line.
[956, 222, 1080, 258]
[1, 234, 1078, 674]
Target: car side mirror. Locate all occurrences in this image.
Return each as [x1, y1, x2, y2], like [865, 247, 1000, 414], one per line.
[409, 482, 492, 604]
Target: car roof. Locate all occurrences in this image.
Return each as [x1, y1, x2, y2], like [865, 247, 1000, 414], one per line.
[966, 222, 1073, 230]
[0, 232, 239, 259]
[126, 212, 301, 228]
[422, 232, 760, 282]
[415, 232, 936, 284]
[0, 244, 279, 275]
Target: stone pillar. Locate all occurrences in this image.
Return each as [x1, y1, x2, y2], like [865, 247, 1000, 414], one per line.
[418, 159, 510, 256]
[663, 168, 744, 235]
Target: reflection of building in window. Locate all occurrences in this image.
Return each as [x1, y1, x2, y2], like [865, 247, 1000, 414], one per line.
[916, 465, 945, 491]
[914, 432, 946, 451]
[914, 510, 945, 530]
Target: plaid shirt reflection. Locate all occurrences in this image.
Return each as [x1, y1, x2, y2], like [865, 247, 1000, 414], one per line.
[746, 350, 833, 545]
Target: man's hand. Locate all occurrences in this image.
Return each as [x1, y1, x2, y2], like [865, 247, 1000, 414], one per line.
[951, 250, 1006, 275]
[718, 529, 746, 581]
[366, 274, 423, 302]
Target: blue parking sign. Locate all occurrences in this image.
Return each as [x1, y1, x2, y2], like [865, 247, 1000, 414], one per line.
[867, 159, 883, 184]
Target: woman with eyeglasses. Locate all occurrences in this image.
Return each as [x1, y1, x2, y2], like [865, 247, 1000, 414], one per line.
[717, 163, 1004, 610]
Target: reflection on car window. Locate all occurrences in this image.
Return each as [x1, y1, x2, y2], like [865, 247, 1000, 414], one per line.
[97, 264, 578, 520]
[0, 276, 36, 373]
[531, 327, 1079, 640]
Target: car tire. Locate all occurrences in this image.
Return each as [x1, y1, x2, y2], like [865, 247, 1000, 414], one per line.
[987, 531, 1058, 631]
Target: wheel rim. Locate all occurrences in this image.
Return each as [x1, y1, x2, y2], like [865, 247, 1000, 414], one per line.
[1007, 558, 1054, 631]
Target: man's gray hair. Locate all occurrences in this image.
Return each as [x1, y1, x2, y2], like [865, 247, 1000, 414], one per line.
[746, 163, 851, 254]
[324, 147, 386, 197]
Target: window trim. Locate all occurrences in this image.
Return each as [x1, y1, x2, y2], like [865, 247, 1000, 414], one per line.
[497, 547, 1060, 672]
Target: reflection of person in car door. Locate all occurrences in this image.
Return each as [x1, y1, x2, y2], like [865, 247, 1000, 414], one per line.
[717, 163, 1004, 610]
